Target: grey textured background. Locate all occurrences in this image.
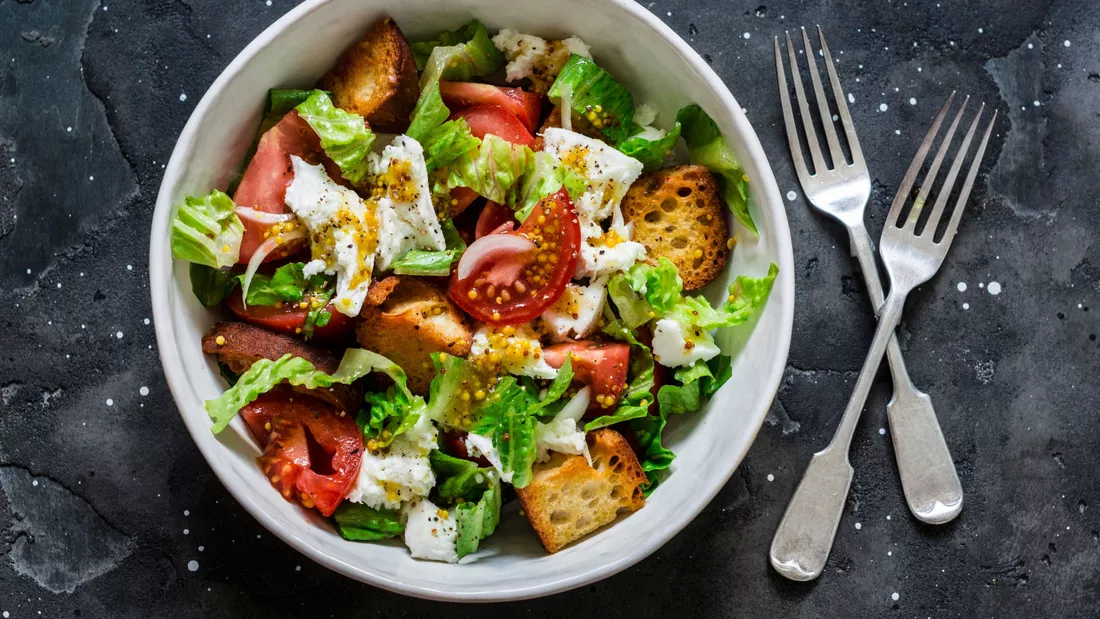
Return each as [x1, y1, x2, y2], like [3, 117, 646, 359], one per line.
[1, 0, 1097, 617]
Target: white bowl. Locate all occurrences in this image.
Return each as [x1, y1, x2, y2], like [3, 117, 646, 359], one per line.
[150, 0, 794, 602]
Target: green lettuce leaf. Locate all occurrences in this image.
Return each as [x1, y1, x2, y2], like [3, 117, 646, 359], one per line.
[532, 357, 574, 415]
[664, 262, 779, 330]
[548, 54, 635, 144]
[204, 349, 407, 433]
[295, 90, 375, 184]
[425, 352, 472, 424]
[332, 503, 404, 542]
[515, 152, 588, 221]
[170, 190, 244, 268]
[455, 471, 501, 558]
[360, 385, 425, 449]
[406, 81, 451, 144]
[583, 405, 648, 432]
[607, 258, 684, 327]
[391, 249, 460, 277]
[430, 451, 494, 500]
[417, 21, 504, 90]
[470, 377, 539, 488]
[421, 118, 481, 173]
[675, 104, 755, 235]
[261, 89, 320, 134]
[442, 134, 535, 204]
[657, 355, 731, 415]
[617, 122, 682, 172]
[589, 320, 656, 432]
[628, 408, 676, 496]
[189, 263, 240, 307]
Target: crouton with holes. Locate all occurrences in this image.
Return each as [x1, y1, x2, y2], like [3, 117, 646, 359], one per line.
[621, 164, 732, 290]
[317, 17, 420, 132]
[356, 277, 473, 395]
[201, 321, 362, 414]
[515, 428, 647, 553]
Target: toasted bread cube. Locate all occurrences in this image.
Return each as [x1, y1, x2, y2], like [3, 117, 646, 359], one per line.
[515, 429, 647, 553]
[318, 17, 420, 132]
[621, 164, 732, 290]
[356, 277, 473, 395]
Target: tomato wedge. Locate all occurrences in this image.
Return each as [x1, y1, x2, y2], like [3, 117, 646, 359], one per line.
[451, 104, 535, 147]
[440, 82, 542, 132]
[252, 391, 363, 517]
[475, 201, 516, 238]
[449, 189, 580, 325]
[450, 186, 481, 218]
[544, 341, 631, 411]
[226, 289, 356, 343]
[233, 111, 321, 264]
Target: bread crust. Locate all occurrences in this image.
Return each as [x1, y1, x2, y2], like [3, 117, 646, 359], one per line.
[317, 17, 420, 132]
[621, 164, 732, 290]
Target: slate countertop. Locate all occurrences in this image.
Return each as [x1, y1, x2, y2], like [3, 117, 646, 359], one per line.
[1, 1, 1097, 617]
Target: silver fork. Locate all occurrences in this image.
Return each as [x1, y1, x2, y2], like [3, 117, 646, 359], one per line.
[769, 88, 997, 581]
[774, 27, 963, 526]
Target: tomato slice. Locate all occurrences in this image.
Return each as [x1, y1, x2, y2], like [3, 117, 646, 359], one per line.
[544, 341, 631, 411]
[225, 289, 356, 343]
[255, 391, 363, 517]
[440, 82, 542, 132]
[451, 104, 535, 147]
[449, 189, 580, 325]
[238, 389, 293, 445]
[450, 186, 481, 218]
[475, 201, 516, 239]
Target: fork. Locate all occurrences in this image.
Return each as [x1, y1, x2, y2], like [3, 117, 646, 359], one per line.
[768, 88, 997, 581]
[773, 27, 964, 526]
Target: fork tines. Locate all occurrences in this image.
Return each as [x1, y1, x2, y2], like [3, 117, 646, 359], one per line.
[888, 94, 998, 244]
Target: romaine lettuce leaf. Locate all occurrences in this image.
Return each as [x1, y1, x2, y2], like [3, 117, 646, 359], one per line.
[332, 503, 404, 542]
[441, 134, 535, 205]
[617, 122, 682, 172]
[548, 54, 635, 144]
[583, 405, 648, 432]
[470, 377, 539, 488]
[421, 118, 481, 173]
[664, 262, 779, 330]
[391, 249, 460, 277]
[515, 152, 588, 221]
[417, 21, 504, 90]
[425, 352, 470, 424]
[261, 89, 320, 135]
[675, 104, 755, 235]
[430, 451, 495, 500]
[204, 349, 407, 433]
[360, 385, 426, 449]
[657, 355, 732, 415]
[455, 470, 501, 558]
[607, 258, 684, 327]
[406, 81, 451, 144]
[295, 90, 375, 185]
[170, 190, 244, 269]
[189, 263, 240, 307]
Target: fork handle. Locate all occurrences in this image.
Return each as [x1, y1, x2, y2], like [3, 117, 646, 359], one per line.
[771, 291, 906, 580]
[846, 223, 963, 524]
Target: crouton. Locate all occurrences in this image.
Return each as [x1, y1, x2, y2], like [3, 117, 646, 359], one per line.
[621, 164, 731, 290]
[318, 17, 420, 132]
[532, 106, 561, 151]
[515, 429, 647, 553]
[201, 322, 362, 414]
[356, 277, 473, 395]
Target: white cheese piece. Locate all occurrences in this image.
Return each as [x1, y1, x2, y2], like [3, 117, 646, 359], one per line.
[345, 420, 438, 510]
[535, 388, 592, 464]
[633, 102, 659, 127]
[371, 136, 447, 271]
[403, 498, 459, 563]
[651, 317, 722, 368]
[578, 220, 648, 279]
[284, 156, 376, 317]
[465, 432, 512, 484]
[492, 31, 592, 84]
[561, 36, 592, 60]
[469, 324, 558, 379]
[541, 278, 607, 340]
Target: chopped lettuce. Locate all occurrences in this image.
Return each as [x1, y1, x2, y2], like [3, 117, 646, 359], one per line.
[360, 388, 425, 449]
[425, 352, 471, 423]
[416, 20, 504, 90]
[664, 262, 779, 331]
[189, 263, 240, 307]
[204, 349, 407, 433]
[430, 451, 494, 500]
[548, 54, 635, 144]
[295, 90, 375, 184]
[261, 89, 320, 134]
[515, 152, 588, 221]
[391, 249, 460, 277]
[406, 81, 451, 144]
[469, 377, 540, 488]
[657, 355, 732, 415]
[422, 118, 481, 173]
[170, 190, 244, 269]
[238, 263, 336, 339]
[455, 471, 501, 558]
[583, 406, 648, 432]
[332, 503, 404, 542]
[628, 408, 676, 495]
[440, 134, 534, 205]
[617, 121, 682, 172]
[676, 104, 755, 235]
[607, 258, 683, 327]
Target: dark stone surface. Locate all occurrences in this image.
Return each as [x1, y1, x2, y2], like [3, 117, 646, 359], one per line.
[0, 0, 1097, 616]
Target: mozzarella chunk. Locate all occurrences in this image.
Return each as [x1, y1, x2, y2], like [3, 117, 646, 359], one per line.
[542, 128, 643, 223]
[492, 30, 592, 84]
[403, 497, 459, 563]
[470, 323, 558, 379]
[371, 136, 447, 271]
[633, 102, 659, 127]
[651, 317, 722, 368]
[345, 418, 438, 510]
[465, 432, 512, 484]
[541, 278, 607, 340]
[284, 156, 377, 317]
[578, 220, 649, 279]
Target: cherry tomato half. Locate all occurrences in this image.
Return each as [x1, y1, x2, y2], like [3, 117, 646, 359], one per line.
[440, 81, 542, 132]
[543, 341, 631, 412]
[225, 289, 356, 343]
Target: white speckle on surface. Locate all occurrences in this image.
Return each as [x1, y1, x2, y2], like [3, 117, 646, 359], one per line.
[1064, 40, 1071, 47]
[909, 97, 917, 105]
[743, 32, 751, 39]
[894, 129, 901, 135]
[26, 268, 31, 274]
[179, 93, 187, 102]
[295, 565, 302, 572]
[198, 545, 204, 552]
[879, 103, 888, 112]
[963, 303, 970, 310]
[988, 281, 1002, 295]
[139, 386, 149, 397]
[116, 331, 123, 339]
[888, 550, 893, 556]
[878, 428, 886, 435]
[3, 611, 8, 618]
[978, 27, 984, 33]
[786, 190, 797, 201]
[184, 510, 190, 516]
[957, 282, 967, 292]
[187, 560, 199, 572]
[266, 0, 272, 4]
[126, 264, 133, 271]
[848, 93, 855, 103]
[666, 11, 671, 16]
[979, 282, 985, 289]
[32, 480, 38, 487]
[88, 176, 94, 181]
[56, 283, 61, 289]
[106, 399, 113, 406]
[144, 318, 150, 325]
[183, 529, 189, 536]
[891, 592, 900, 601]
[886, 515, 892, 520]
[67, 126, 72, 132]
[855, 522, 862, 530]
[767, 474, 775, 482]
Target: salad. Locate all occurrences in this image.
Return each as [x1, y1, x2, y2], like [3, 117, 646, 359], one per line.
[170, 17, 778, 562]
